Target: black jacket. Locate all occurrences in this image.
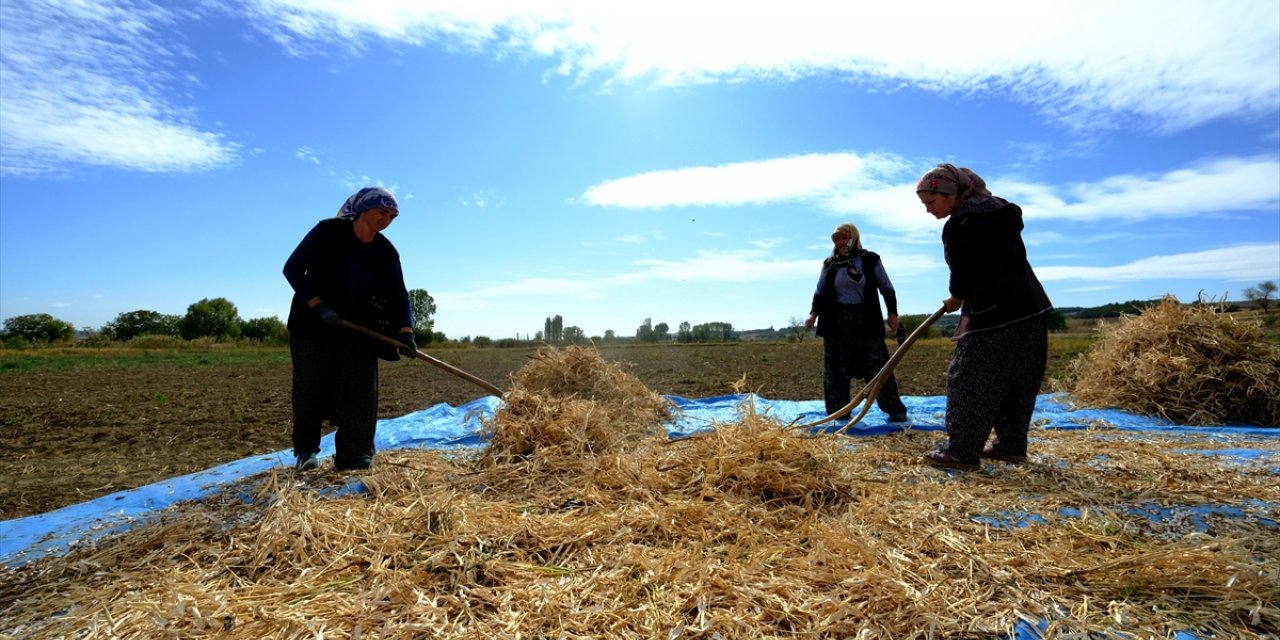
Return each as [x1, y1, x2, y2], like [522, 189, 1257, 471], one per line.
[942, 202, 1052, 336]
[811, 250, 895, 339]
[283, 218, 412, 344]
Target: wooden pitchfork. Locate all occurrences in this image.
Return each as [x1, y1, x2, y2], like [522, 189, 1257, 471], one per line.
[340, 319, 505, 397]
[786, 304, 947, 435]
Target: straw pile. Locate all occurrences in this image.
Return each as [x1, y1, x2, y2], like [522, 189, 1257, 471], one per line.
[2, 346, 1278, 639]
[478, 345, 673, 463]
[1068, 295, 1280, 426]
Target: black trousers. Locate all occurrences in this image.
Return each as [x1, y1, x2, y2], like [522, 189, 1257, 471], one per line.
[290, 332, 379, 465]
[820, 305, 908, 418]
[943, 315, 1048, 462]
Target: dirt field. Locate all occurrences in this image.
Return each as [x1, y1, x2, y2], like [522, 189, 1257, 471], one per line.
[1, 338, 1063, 520]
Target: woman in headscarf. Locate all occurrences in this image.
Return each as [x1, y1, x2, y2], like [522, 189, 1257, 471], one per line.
[805, 222, 910, 425]
[916, 164, 1053, 470]
[283, 187, 416, 472]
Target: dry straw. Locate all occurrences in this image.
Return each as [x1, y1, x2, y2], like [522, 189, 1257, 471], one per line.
[1067, 295, 1280, 426]
[2, 346, 1277, 638]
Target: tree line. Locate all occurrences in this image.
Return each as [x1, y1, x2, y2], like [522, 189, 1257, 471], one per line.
[5, 280, 1272, 347]
[1, 289, 440, 347]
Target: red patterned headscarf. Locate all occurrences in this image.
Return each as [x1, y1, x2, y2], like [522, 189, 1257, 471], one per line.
[915, 163, 993, 202]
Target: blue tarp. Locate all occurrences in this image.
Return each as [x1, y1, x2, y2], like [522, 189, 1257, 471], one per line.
[4, 392, 1275, 568]
[1, 392, 1275, 638]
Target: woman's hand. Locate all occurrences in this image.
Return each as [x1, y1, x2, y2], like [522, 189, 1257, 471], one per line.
[943, 296, 963, 313]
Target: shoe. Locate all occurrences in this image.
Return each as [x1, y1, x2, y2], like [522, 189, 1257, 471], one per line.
[923, 448, 980, 471]
[334, 456, 373, 471]
[980, 445, 1028, 464]
[295, 452, 319, 472]
[888, 412, 910, 423]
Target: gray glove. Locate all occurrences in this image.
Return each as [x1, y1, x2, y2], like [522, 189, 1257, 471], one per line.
[397, 329, 417, 356]
[313, 303, 340, 327]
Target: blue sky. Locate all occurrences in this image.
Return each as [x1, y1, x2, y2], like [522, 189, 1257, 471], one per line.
[2, 1, 1278, 341]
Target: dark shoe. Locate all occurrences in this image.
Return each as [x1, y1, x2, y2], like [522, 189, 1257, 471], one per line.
[924, 448, 980, 471]
[980, 445, 1028, 464]
[295, 452, 319, 472]
[888, 412, 910, 423]
[334, 456, 373, 471]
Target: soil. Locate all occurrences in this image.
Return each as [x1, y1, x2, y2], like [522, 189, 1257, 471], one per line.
[0, 341, 960, 519]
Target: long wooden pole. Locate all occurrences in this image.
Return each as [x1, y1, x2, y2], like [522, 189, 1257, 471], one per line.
[339, 319, 505, 397]
[787, 304, 948, 433]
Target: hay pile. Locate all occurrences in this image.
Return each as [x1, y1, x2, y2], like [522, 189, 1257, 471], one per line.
[478, 345, 673, 463]
[1068, 296, 1280, 426]
[2, 346, 1278, 638]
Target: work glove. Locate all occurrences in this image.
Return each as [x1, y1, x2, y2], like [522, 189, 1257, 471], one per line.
[313, 302, 340, 327]
[397, 329, 417, 357]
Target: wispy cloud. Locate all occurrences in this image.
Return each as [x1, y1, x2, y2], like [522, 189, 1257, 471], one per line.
[0, 0, 238, 177]
[250, 0, 1278, 131]
[439, 247, 814, 312]
[582, 153, 907, 208]
[1037, 244, 1280, 283]
[581, 153, 1280, 233]
[1003, 156, 1280, 223]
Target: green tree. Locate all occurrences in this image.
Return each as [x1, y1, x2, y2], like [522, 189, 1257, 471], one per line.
[653, 322, 670, 342]
[1244, 280, 1277, 313]
[1046, 310, 1069, 332]
[636, 318, 655, 342]
[408, 289, 437, 342]
[241, 316, 289, 343]
[178, 297, 242, 340]
[2, 313, 76, 343]
[690, 321, 737, 342]
[677, 321, 693, 343]
[102, 310, 181, 341]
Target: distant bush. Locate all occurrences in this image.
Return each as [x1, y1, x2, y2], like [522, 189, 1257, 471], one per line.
[241, 316, 289, 345]
[103, 310, 181, 341]
[128, 334, 189, 349]
[2, 313, 76, 344]
[1, 335, 32, 350]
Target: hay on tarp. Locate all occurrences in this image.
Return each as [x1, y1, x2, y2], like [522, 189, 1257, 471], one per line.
[3, 345, 1279, 639]
[478, 345, 674, 463]
[1067, 295, 1280, 426]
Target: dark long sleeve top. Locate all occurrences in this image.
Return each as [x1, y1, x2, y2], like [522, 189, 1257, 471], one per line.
[283, 218, 412, 340]
[942, 201, 1052, 337]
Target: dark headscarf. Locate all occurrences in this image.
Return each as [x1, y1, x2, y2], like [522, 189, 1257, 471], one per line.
[336, 187, 399, 220]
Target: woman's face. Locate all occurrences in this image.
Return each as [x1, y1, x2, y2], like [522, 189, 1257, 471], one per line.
[362, 207, 399, 232]
[831, 231, 852, 254]
[918, 191, 958, 220]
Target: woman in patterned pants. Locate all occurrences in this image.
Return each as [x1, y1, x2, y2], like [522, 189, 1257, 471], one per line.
[915, 164, 1053, 470]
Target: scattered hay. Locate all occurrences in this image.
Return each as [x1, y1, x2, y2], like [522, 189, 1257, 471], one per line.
[3, 346, 1278, 638]
[1067, 295, 1280, 426]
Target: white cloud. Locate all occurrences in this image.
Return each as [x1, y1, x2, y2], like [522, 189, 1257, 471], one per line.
[1037, 244, 1280, 283]
[1002, 156, 1280, 223]
[582, 153, 1280, 234]
[250, 0, 1279, 131]
[0, 0, 238, 176]
[582, 152, 907, 208]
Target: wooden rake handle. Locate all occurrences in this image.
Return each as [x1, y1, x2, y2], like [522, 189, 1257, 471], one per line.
[339, 319, 505, 397]
[787, 304, 948, 433]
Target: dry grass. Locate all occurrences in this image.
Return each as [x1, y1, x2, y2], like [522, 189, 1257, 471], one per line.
[1066, 296, 1280, 427]
[2, 346, 1277, 639]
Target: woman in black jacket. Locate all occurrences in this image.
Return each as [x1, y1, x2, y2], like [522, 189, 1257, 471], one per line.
[916, 164, 1053, 470]
[283, 187, 415, 472]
